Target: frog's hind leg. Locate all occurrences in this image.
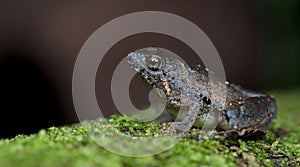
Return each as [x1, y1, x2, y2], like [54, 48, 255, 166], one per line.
[218, 94, 277, 136]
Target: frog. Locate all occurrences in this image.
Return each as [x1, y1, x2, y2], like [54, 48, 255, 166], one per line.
[127, 47, 277, 137]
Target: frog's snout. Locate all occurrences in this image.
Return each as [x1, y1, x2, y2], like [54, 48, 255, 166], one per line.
[127, 51, 134, 64]
[127, 51, 146, 73]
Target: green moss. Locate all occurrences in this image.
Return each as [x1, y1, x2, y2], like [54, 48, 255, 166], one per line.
[0, 89, 299, 167]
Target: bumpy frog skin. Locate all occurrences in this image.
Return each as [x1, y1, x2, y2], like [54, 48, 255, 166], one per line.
[127, 47, 277, 136]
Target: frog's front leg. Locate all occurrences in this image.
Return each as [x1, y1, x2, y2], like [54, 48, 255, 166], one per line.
[170, 102, 200, 132]
[218, 95, 277, 136]
[154, 109, 176, 123]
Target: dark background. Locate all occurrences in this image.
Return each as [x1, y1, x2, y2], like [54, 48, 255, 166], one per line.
[0, 1, 299, 138]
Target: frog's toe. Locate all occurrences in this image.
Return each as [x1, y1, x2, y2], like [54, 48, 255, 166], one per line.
[161, 122, 187, 136]
[217, 128, 267, 139]
[240, 128, 267, 138]
[161, 122, 191, 136]
[170, 122, 192, 133]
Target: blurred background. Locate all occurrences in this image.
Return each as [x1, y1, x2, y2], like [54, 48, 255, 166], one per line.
[0, 1, 299, 138]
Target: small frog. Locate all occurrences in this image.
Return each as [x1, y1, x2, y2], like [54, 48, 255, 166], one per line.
[127, 47, 277, 136]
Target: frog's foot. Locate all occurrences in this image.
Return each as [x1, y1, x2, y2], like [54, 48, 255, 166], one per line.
[187, 129, 219, 141]
[216, 128, 267, 139]
[171, 122, 193, 133]
[161, 122, 191, 136]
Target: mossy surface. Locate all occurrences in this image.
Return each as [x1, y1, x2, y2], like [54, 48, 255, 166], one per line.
[0, 89, 299, 167]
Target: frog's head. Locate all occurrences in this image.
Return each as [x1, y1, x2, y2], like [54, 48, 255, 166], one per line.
[127, 47, 188, 96]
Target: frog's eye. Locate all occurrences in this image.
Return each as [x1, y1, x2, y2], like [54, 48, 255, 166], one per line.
[146, 55, 161, 71]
